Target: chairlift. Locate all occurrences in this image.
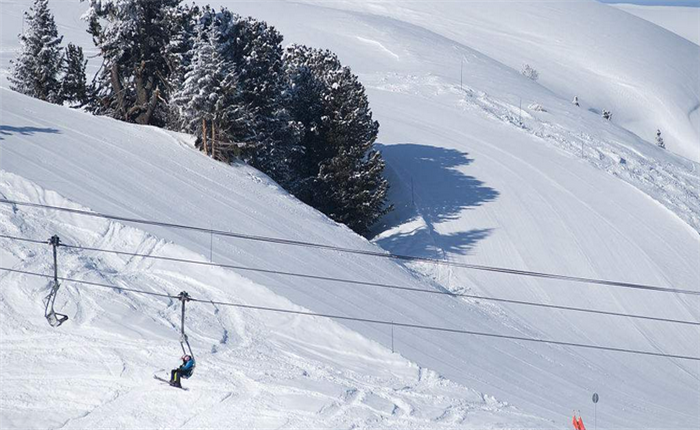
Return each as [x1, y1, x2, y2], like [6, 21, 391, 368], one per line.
[177, 291, 196, 370]
[44, 235, 68, 327]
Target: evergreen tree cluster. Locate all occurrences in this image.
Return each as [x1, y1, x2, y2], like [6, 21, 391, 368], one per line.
[11, 0, 391, 235]
[84, 0, 185, 126]
[9, 0, 88, 106]
[171, 8, 300, 185]
[284, 45, 390, 233]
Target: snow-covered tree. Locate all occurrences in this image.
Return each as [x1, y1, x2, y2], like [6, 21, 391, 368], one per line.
[171, 21, 250, 160]
[84, 0, 184, 126]
[284, 44, 391, 235]
[9, 0, 63, 103]
[207, 9, 300, 184]
[164, 4, 200, 94]
[656, 129, 665, 149]
[521, 64, 539, 81]
[60, 43, 88, 106]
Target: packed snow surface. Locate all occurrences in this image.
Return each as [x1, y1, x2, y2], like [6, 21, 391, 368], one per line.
[614, 4, 700, 46]
[291, 0, 700, 163]
[1, 0, 700, 429]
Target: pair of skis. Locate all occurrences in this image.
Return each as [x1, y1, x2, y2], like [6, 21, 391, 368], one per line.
[154, 375, 189, 391]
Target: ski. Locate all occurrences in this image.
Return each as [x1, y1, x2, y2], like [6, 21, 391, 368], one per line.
[153, 375, 189, 390]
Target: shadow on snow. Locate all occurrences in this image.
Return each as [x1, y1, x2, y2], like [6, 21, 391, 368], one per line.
[373, 143, 498, 257]
[0, 125, 60, 140]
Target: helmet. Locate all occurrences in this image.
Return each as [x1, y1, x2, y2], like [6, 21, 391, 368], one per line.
[182, 355, 191, 361]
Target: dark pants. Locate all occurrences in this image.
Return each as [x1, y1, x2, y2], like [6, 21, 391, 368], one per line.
[170, 368, 183, 385]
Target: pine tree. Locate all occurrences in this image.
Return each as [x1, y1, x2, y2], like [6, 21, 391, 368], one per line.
[85, 0, 183, 126]
[284, 44, 391, 235]
[656, 129, 665, 149]
[171, 21, 250, 160]
[60, 43, 88, 106]
[521, 63, 539, 81]
[9, 0, 63, 103]
[164, 4, 200, 96]
[208, 9, 300, 184]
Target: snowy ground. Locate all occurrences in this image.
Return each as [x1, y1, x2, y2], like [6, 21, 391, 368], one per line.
[1, 171, 550, 429]
[613, 4, 700, 46]
[1, 0, 699, 429]
[290, 0, 700, 163]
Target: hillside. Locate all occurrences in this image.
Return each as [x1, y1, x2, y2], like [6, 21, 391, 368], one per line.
[614, 3, 700, 46]
[1, 0, 699, 429]
[289, 0, 700, 163]
[0, 89, 554, 429]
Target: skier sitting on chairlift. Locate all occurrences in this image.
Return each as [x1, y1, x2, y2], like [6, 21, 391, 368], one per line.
[170, 354, 195, 388]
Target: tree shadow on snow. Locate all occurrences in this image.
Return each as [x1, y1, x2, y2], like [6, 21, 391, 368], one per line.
[0, 125, 60, 140]
[372, 143, 499, 257]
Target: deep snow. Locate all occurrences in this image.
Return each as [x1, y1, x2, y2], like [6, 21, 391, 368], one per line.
[1, 0, 699, 429]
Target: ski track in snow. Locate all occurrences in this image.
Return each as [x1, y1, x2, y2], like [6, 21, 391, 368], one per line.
[0, 173, 550, 429]
[369, 72, 700, 236]
[2, 0, 700, 428]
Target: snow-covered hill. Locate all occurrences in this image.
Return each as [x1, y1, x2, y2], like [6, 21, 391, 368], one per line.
[290, 0, 700, 163]
[1, 0, 699, 429]
[0, 155, 549, 429]
[614, 3, 700, 46]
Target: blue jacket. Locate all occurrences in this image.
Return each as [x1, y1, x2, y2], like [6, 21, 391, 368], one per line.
[180, 358, 195, 377]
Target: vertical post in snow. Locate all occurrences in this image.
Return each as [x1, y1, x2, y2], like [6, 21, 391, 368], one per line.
[592, 392, 599, 430]
[391, 321, 394, 353]
[519, 98, 522, 126]
[411, 177, 415, 207]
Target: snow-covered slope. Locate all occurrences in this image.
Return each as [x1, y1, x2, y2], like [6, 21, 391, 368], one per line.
[1, 164, 549, 429]
[2, 0, 699, 429]
[291, 0, 700, 163]
[614, 4, 700, 46]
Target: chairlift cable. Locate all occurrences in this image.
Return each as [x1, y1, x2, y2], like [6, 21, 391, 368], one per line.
[1, 266, 698, 362]
[1, 199, 696, 296]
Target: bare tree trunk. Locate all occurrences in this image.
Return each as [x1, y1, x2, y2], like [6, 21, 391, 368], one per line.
[134, 60, 148, 109]
[202, 119, 208, 156]
[136, 86, 159, 125]
[211, 121, 216, 160]
[110, 63, 125, 119]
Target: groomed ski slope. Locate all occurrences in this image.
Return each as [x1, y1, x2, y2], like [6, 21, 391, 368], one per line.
[613, 3, 700, 46]
[1, 0, 700, 428]
[0, 166, 549, 429]
[292, 0, 700, 163]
